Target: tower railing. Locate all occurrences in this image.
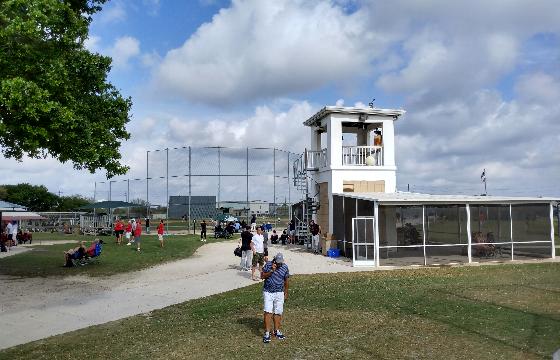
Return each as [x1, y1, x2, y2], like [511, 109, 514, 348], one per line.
[342, 146, 383, 166]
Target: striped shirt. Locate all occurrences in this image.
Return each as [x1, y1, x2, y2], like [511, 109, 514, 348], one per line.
[262, 262, 289, 293]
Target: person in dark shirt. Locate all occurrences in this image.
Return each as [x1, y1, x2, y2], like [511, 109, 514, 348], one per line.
[200, 220, 207, 242]
[239, 226, 253, 271]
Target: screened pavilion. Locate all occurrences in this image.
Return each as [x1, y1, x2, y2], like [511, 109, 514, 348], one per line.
[332, 192, 557, 267]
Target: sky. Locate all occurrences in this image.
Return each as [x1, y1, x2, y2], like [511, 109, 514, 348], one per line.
[3, 0, 560, 202]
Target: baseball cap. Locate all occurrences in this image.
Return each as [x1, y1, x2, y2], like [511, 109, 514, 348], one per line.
[274, 253, 284, 263]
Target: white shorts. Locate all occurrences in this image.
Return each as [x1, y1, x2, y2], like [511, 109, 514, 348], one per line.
[125, 232, 131, 239]
[158, 234, 163, 241]
[263, 291, 284, 315]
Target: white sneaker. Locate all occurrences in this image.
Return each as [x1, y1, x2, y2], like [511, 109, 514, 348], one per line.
[126, 242, 131, 246]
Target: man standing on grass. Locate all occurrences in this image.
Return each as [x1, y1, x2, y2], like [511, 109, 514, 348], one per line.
[251, 227, 265, 281]
[200, 219, 207, 242]
[157, 219, 165, 248]
[261, 252, 289, 343]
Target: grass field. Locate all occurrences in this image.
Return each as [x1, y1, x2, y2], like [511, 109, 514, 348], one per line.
[1, 263, 558, 359]
[0, 234, 231, 277]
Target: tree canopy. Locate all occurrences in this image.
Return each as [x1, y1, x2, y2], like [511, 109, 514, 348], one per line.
[0, 0, 131, 177]
[0, 183, 91, 211]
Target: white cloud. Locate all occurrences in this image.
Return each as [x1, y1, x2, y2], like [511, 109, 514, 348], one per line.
[165, 101, 315, 152]
[83, 35, 101, 52]
[395, 73, 560, 196]
[99, 1, 127, 24]
[153, 0, 386, 105]
[141, 51, 161, 68]
[109, 36, 141, 69]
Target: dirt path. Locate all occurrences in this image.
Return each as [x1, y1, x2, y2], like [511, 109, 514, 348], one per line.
[0, 242, 358, 350]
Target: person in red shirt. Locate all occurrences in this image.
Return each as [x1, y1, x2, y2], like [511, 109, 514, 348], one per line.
[114, 218, 124, 245]
[133, 219, 142, 252]
[157, 220, 165, 248]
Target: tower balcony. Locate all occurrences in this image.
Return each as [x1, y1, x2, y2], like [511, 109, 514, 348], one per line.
[342, 146, 383, 166]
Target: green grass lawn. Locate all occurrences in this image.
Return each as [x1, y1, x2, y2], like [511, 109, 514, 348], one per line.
[29, 232, 100, 242]
[1, 263, 559, 359]
[0, 234, 232, 277]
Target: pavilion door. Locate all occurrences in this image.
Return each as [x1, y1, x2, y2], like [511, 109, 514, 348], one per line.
[352, 217, 376, 266]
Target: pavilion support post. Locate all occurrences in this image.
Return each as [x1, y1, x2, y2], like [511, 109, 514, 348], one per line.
[422, 205, 427, 266]
[466, 204, 472, 263]
[510, 204, 514, 261]
[550, 202, 556, 259]
[374, 201, 379, 267]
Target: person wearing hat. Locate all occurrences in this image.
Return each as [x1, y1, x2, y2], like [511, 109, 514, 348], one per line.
[260, 252, 290, 343]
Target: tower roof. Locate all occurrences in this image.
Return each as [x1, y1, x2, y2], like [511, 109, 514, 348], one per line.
[303, 106, 406, 127]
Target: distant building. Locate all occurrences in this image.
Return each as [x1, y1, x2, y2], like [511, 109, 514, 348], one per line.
[168, 196, 217, 220]
[249, 201, 269, 215]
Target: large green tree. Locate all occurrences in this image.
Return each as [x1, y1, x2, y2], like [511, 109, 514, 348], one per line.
[1, 183, 59, 211]
[0, 0, 131, 177]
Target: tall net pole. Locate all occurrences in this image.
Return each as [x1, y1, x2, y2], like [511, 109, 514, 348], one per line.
[146, 151, 150, 218]
[166, 147, 169, 233]
[188, 146, 192, 234]
[217, 147, 221, 209]
[246, 147, 249, 223]
[273, 148, 276, 228]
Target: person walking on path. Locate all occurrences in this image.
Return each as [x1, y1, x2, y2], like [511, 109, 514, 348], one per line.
[200, 220, 207, 242]
[114, 218, 124, 245]
[133, 218, 142, 252]
[261, 252, 289, 343]
[250, 214, 257, 232]
[239, 225, 253, 271]
[251, 227, 265, 281]
[157, 220, 165, 248]
[309, 220, 321, 254]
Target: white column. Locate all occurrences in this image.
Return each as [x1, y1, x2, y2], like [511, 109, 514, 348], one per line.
[310, 127, 321, 152]
[381, 120, 395, 167]
[466, 204, 472, 263]
[374, 201, 380, 267]
[327, 115, 342, 167]
[551, 203, 556, 259]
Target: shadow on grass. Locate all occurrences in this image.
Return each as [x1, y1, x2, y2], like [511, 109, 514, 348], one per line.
[236, 316, 262, 336]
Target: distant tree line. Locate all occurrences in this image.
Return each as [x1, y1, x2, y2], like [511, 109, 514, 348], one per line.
[0, 183, 91, 211]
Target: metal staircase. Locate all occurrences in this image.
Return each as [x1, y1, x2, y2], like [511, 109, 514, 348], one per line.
[292, 149, 322, 247]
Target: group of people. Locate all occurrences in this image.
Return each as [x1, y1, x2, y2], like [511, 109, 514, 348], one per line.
[113, 217, 166, 251]
[1, 220, 33, 252]
[284, 219, 322, 254]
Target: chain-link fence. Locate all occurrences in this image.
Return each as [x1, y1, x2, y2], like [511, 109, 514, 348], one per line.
[94, 147, 302, 233]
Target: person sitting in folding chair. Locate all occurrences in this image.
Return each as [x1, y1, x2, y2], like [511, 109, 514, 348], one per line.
[63, 242, 86, 267]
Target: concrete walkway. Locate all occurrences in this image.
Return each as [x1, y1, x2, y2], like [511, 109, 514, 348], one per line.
[0, 241, 358, 350]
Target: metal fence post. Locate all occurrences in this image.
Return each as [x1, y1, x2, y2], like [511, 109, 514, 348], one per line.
[127, 179, 130, 219]
[246, 147, 249, 223]
[273, 148, 276, 228]
[188, 146, 192, 235]
[166, 148, 169, 234]
[146, 150, 150, 218]
[218, 147, 221, 209]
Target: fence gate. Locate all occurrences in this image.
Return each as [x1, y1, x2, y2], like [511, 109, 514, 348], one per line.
[352, 217, 376, 266]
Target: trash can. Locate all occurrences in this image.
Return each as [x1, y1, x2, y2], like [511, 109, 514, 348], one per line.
[321, 233, 337, 256]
